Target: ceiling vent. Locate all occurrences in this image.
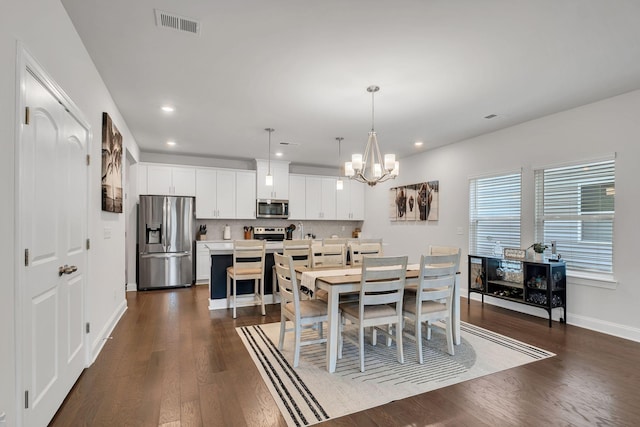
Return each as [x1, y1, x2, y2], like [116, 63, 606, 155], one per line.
[155, 9, 200, 35]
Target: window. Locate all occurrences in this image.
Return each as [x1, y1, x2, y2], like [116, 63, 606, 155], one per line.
[469, 172, 521, 256]
[534, 158, 615, 275]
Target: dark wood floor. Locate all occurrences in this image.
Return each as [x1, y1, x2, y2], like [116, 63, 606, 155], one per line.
[50, 285, 640, 426]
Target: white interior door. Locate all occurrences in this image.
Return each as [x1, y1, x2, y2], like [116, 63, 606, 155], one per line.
[20, 70, 88, 426]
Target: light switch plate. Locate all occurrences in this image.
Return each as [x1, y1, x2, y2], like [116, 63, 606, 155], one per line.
[104, 227, 112, 239]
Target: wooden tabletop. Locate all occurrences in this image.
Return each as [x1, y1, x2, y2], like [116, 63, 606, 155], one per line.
[295, 265, 420, 285]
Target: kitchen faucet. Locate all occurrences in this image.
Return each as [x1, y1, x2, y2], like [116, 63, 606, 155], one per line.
[297, 222, 304, 239]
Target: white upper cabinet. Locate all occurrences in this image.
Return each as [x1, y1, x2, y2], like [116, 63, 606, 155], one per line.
[195, 168, 236, 219]
[235, 170, 256, 219]
[256, 159, 289, 200]
[305, 176, 337, 220]
[288, 174, 306, 220]
[337, 179, 365, 220]
[146, 164, 196, 196]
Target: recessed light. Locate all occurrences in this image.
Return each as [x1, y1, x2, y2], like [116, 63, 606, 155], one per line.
[166, 141, 176, 146]
[275, 152, 283, 157]
[484, 114, 497, 119]
[161, 105, 175, 113]
[414, 141, 424, 147]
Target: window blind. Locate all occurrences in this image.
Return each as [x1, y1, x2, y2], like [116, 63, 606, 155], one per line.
[469, 172, 521, 256]
[534, 159, 615, 274]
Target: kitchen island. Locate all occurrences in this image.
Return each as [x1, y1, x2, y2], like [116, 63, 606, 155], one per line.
[206, 241, 284, 310]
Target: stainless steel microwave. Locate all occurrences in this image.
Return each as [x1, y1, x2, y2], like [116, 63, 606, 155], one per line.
[256, 199, 289, 219]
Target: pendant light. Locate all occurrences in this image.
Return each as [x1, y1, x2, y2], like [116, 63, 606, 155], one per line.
[345, 85, 399, 186]
[265, 127, 274, 186]
[336, 137, 344, 190]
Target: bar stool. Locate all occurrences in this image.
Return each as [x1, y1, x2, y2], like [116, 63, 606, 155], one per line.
[226, 240, 266, 319]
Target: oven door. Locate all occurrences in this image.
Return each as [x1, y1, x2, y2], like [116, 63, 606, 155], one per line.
[256, 199, 289, 219]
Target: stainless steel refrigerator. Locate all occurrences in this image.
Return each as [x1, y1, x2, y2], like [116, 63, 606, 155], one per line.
[138, 195, 195, 290]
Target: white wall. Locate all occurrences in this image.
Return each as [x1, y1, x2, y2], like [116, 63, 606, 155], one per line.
[0, 0, 140, 423]
[364, 90, 640, 341]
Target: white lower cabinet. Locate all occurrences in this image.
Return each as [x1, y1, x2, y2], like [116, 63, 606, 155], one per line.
[196, 242, 211, 284]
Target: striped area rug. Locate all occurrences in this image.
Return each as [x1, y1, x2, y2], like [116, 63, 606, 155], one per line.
[237, 321, 554, 426]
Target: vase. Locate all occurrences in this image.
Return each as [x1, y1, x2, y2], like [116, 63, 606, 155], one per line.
[534, 252, 543, 262]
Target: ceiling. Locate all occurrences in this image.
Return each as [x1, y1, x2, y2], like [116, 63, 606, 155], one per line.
[61, 0, 640, 169]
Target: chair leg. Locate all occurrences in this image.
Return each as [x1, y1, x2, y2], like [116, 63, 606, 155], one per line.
[445, 317, 454, 356]
[416, 318, 423, 364]
[386, 323, 393, 347]
[259, 279, 265, 316]
[226, 274, 231, 309]
[279, 314, 286, 350]
[427, 320, 432, 340]
[359, 323, 365, 372]
[294, 324, 302, 367]
[233, 278, 237, 319]
[372, 327, 377, 346]
[396, 318, 404, 364]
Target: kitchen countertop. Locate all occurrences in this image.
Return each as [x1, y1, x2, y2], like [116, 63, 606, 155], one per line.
[206, 240, 284, 254]
[205, 239, 324, 254]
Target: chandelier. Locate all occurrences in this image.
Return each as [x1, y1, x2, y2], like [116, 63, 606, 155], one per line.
[345, 85, 399, 186]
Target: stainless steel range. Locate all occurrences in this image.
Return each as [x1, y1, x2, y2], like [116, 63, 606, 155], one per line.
[253, 226, 286, 241]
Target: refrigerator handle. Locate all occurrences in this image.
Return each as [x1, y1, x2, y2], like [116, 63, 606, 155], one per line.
[162, 197, 168, 252]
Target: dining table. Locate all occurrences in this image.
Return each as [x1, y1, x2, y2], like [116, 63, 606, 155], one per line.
[296, 265, 461, 373]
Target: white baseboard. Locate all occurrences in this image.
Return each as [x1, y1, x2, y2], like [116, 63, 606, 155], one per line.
[88, 299, 128, 365]
[464, 288, 640, 343]
[209, 294, 277, 311]
[126, 282, 137, 292]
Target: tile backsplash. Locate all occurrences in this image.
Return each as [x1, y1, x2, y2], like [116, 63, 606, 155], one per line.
[196, 219, 364, 241]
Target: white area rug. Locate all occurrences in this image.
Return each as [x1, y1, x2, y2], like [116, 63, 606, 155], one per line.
[237, 321, 554, 427]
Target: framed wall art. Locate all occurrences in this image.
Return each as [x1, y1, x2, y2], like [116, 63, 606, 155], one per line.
[101, 112, 123, 213]
[390, 180, 439, 221]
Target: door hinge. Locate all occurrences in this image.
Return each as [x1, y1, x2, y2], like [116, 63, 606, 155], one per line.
[86, 154, 90, 166]
[86, 238, 91, 250]
[25, 106, 30, 125]
[86, 322, 90, 334]
[24, 249, 29, 266]
[25, 390, 29, 409]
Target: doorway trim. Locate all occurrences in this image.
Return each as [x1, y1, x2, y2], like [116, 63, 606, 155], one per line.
[14, 42, 92, 426]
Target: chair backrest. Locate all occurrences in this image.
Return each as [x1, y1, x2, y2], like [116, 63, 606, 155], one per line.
[428, 245, 461, 256]
[274, 253, 300, 312]
[348, 241, 383, 265]
[312, 243, 346, 268]
[323, 238, 348, 246]
[417, 253, 460, 303]
[282, 239, 312, 268]
[359, 256, 408, 307]
[232, 240, 266, 271]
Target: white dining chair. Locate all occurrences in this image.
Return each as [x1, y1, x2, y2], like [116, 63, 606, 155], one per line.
[274, 253, 328, 367]
[339, 255, 408, 372]
[272, 239, 313, 298]
[429, 245, 461, 256]
[348, 240, 383, 265]
[403, 252, 460, 363]
[226, 240, 266, 319]
[312, 243, 347, 268]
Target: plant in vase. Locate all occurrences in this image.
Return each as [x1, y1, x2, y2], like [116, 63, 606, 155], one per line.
[528, 242, 548, 261]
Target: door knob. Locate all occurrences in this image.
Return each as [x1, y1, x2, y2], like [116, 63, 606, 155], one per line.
[58, 265, 78, 276]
